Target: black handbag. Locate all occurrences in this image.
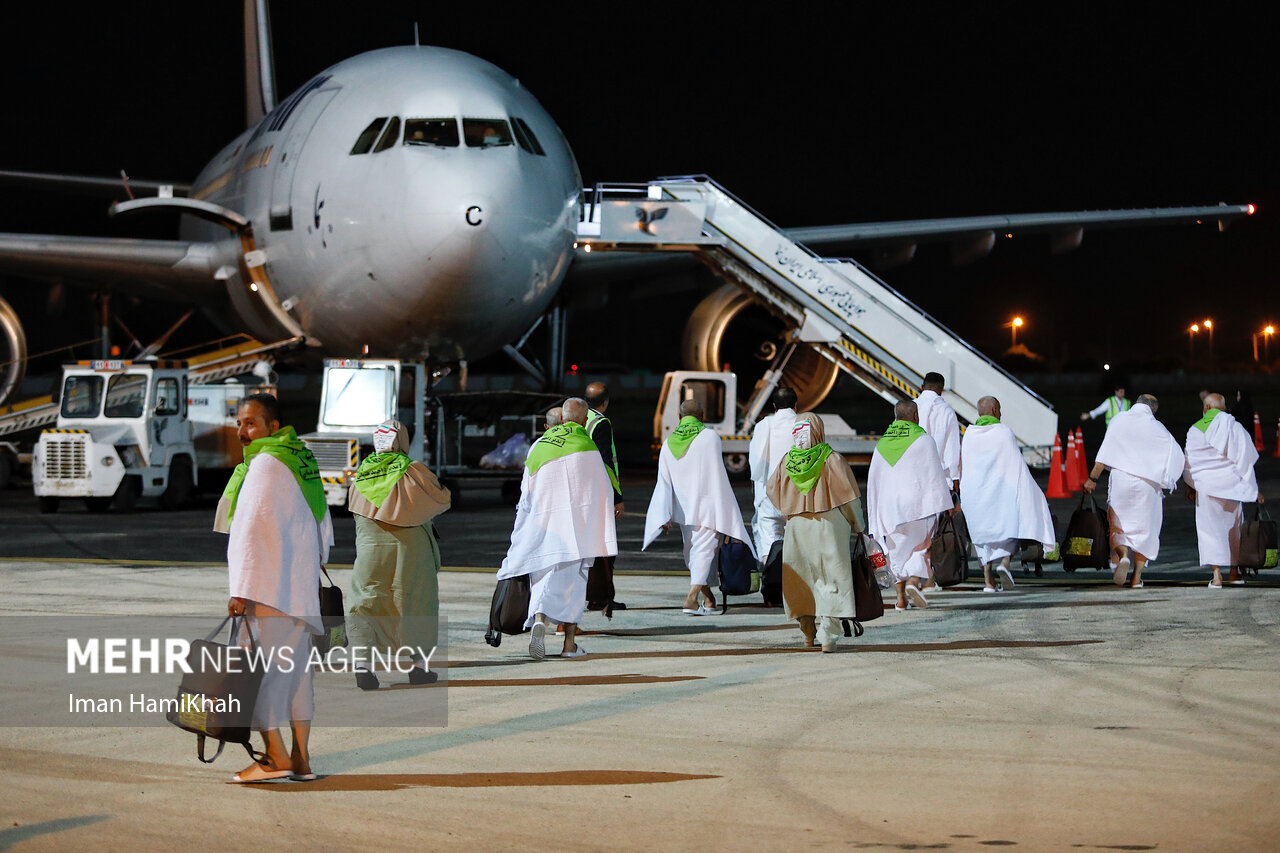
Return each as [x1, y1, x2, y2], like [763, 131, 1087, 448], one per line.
[1061, 493, 1110, 571]
[314, 566, 346, 655]
[842, 534, 885, 637]
[930, 511, 970, 587]
[165, 615, 266, 764]
[485, 574, 531, 647]
[1239, 503, 1278, 571]
[716, 535, 760, 612]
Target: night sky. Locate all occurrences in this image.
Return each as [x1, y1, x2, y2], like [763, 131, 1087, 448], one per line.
[0, 2, 1275, 375]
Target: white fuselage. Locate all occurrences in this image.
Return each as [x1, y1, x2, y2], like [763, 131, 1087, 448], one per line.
[184, 46, 581, 362]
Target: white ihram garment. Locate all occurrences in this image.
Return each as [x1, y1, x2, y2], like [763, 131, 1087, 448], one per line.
[1095, 404, 1184, 564]
[644, 428, 754, 584]
[915, 390, 962, 483]
[1184, 412, 1259, 567]
[959, 421, 1055, 563]
[497, 449, 618, 625]
[749, 408, 796, 559]
[867, 432, 953, 583]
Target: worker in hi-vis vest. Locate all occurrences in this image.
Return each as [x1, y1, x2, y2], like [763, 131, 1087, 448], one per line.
[1081, 386, 1131, 426]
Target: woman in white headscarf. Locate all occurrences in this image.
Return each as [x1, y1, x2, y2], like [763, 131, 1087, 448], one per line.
[347, 419, 451, 689]
[766, 412, 865, 652]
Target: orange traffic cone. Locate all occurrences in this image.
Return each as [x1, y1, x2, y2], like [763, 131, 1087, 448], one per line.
[1273, 418, 1280, 458]
[1046, 434, 1070, 498]
[1064, 431, 1083, 493]
[1254, 412, 1264, 452]
[1074, 427, 1089, 484]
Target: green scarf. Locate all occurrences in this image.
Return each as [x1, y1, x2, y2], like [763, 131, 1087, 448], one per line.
[785, 443, 833, 494]
[1192, 408, 1222, 433]
[353, 451, 413, 508]
[875, 419, 927, 467]
[526, 422, 619, 492]
[974, 415, 1001, 426]
[222, 426, 327, 523]
[666, 416, 705, 460]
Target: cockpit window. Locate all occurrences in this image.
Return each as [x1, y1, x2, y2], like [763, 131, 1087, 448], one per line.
[350, 117, 387, 154]
[511, 117, 546, 156]
[373, 116, 401, 153]
[462, 119, 514, 148]
[404, 118, 459, 147]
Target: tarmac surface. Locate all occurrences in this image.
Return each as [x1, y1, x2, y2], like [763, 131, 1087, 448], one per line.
[2, 462, 1279, 851]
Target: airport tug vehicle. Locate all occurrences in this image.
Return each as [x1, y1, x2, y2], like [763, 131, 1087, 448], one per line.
[32, 359, 255, 512]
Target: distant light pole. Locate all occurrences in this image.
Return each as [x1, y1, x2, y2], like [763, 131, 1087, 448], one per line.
[1008, 316, 1024, 347]
[1204, 319, 1214, 364]
[1252, 325, 1275, 362]
[1188, 323, 1199, 363]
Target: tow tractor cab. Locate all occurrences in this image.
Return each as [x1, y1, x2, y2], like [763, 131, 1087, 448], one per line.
[300, 359, 426, 507]
[654, 370, 878, 472]
[34, 359, 198, 513]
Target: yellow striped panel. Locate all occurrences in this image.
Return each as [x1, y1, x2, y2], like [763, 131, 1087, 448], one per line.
[832, 339, 915, 397]
[41, 429, 89, 434]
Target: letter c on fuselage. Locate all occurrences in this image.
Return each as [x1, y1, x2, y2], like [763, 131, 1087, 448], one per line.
[465, 206, 483, 226]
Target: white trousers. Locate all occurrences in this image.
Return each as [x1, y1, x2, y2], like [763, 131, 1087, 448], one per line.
[525, 559, 591, 628]
[681, 524, 721, 586]
[1195, 492, 1242, 567]
[752, 484, 786, 564]
[883, 517, 936, 582]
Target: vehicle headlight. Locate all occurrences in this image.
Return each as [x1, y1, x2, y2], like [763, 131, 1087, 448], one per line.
[101, 457, 114, 466]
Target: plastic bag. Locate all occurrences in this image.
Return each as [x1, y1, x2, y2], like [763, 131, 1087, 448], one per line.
[479, 433, 530, 469]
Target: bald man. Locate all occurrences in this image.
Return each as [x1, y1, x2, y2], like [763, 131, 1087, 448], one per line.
[960, 396, 1055, 592]
[867, 399, 953, 610]
[1184, 392, 1263, 588]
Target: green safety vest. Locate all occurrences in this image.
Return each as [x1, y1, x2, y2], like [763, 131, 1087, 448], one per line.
[1105, 396, 1131, 424]
[586, 409, 620, 484]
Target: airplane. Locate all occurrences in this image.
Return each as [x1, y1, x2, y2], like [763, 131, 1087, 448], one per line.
[0, 2, 1258, 411]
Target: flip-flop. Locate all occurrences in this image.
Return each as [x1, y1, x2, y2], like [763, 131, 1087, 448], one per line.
[1130, 581, 1144, 589]
[905, 586, 928, 608]
[561, 645, 588, 658]
[1113, 556, 1131, 587]
[1207, 581, 1223, 589]
[982, 586, 998, 594]
[529, 622, 546, 660]
[232, 764, 292, 784]
[681, 608, 704, 615]
[697, 605, 717, 616]
[290, 773, 318, 782]
[996, 566, 1016, 589]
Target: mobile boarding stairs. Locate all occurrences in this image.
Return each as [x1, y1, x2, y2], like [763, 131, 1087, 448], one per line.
[577, 177, 1057, 464]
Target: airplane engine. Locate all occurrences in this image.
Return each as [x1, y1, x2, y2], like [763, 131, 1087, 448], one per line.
[682, 284, 839, 413]
[0, 296, 26, 406]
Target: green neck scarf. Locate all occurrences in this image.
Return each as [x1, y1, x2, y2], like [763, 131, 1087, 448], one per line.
[353, 451, 413, 508]
[667, 416, 705, 459]
[785, 443, 833, 494]
[875, 419, 927, 467]
[222, 426, 327, 523]
[526, 422, 619, 492]
[974, 415, 1001, 426]
[1193, 408, 1223, 433]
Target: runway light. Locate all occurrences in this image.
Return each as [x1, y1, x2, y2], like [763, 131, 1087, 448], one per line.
[1104, 363, 1111, 371]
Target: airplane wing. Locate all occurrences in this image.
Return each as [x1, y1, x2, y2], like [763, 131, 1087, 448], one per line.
[0, 169, 191, 197]
[783, 203, 1256, 265]
[0, 233, 224, 301]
